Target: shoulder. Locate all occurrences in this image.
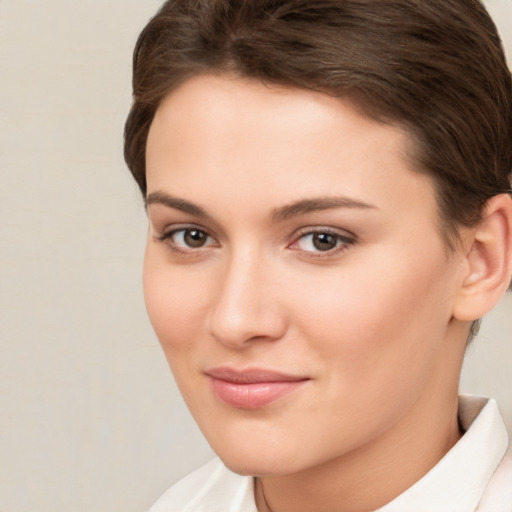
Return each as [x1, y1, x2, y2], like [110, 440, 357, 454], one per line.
[147, 457, 257, 512]
[477, 445, 512, 512]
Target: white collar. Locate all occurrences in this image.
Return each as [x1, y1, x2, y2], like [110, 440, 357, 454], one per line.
[377, 395, 509, 512]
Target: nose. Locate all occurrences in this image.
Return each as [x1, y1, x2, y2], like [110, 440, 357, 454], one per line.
[207, 250, 287, 349]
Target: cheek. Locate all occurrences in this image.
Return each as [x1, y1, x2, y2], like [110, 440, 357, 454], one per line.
[142, 250, 208, 353]
[289, 245, 455, 388]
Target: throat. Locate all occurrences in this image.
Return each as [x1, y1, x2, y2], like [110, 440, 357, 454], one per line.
[254, 477, 273, 512]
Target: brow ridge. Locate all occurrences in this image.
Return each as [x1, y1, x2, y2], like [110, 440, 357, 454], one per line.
[145, 191, 209, 218]
[146, 191, 376, 223]
[271, 196, 376, 223]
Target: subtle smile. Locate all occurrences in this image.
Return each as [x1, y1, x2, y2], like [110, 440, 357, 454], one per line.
[205, 367, 310, 409]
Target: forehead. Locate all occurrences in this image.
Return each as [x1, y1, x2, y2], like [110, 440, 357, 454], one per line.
[146, 74, 438, 226]
[149, 74, 408, 155]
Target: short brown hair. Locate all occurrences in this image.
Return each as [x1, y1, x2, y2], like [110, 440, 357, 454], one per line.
[124, 0, 512, 246]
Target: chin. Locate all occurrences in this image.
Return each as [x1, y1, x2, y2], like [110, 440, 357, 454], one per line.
[221, 457, 296, 478]
[212, 442, 311, 477]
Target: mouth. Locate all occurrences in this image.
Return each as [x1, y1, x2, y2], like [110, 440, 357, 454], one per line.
[205, 367, 310, 410]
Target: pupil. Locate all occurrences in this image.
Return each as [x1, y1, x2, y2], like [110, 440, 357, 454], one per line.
[313, 233, 337, 251]
[184, 229, 207, 248]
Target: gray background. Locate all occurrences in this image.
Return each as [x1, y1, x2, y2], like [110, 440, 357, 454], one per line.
[0, 1, 510, 510]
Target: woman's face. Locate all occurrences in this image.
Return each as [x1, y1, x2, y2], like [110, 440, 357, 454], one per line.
[144, 74, 466, 476]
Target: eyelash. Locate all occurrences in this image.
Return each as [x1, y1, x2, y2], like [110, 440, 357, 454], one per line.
[289, 228, 356, 257]
[154, 225, 356, 258]
[155, 225, 218, 255]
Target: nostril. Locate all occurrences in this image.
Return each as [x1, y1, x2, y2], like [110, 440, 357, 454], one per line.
[207, 296, 287, 348]
[207, 256, 288, 347]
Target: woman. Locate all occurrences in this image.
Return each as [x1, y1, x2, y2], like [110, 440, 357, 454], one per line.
[124, 1, 512, 510]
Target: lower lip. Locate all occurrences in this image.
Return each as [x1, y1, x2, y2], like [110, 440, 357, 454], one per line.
[209, 378, 307, 409]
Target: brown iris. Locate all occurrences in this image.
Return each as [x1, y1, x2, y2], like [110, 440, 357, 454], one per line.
[183, 229, 208, 248]
[312, 233, 338, 251]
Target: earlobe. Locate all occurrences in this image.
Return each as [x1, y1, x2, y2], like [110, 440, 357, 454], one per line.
[453, 194, 512, 322]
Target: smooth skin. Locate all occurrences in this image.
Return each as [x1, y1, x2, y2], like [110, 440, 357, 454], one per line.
[143, 74, 512, 512]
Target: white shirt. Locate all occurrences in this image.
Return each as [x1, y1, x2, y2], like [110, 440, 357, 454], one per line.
[148, 396, 512, 512]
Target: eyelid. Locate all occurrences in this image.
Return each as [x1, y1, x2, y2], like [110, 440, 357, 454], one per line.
[288, 226, 356, 255]
[154, 223, 219, 252]
[152, 222, 356, 257]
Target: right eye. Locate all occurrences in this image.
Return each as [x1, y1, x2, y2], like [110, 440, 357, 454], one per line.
[157, 227, 217, 252]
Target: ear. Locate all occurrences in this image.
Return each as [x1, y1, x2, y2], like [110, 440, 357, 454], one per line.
[453, 194, 512, 322]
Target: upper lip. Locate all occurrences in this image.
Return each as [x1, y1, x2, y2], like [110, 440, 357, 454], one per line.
[205, 366, 309, 384]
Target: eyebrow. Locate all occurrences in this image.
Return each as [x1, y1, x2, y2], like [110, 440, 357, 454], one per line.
[146, 191, 377, 222]
[146, 191, 209, 217]
[271, 196, 377, 222]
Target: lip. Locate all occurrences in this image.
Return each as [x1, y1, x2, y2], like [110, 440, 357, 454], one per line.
[205, 367, 310, 409]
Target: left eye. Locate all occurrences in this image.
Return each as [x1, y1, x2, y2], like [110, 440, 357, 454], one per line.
[292, 231, 351, 253]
